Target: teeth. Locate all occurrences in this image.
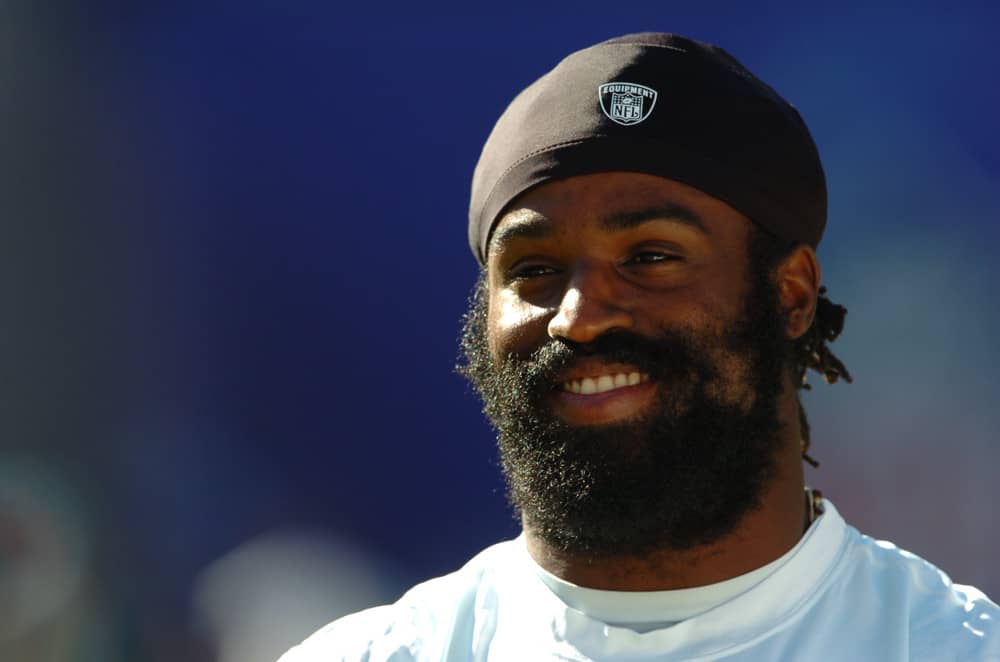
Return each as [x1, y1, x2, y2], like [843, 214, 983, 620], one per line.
[562, 372, 649, 395]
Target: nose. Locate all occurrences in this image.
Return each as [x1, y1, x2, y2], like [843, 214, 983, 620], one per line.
[547, 264, 634, 344]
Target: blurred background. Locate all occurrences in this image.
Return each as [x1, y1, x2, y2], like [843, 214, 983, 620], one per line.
[1, 1, 997, 660]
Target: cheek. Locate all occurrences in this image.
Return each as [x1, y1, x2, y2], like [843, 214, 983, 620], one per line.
[703, 352, 757, 411]
[665, 311, 757, 412]
[488, 289, 552, 357]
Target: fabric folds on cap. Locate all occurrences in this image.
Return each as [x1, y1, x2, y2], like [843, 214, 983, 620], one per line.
[468, 33, 827, 265]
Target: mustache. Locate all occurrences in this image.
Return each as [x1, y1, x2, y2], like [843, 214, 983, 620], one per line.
[509, 330, 709, 392]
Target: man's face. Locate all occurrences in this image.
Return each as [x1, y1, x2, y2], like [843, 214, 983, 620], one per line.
[461, 172, 792, 557]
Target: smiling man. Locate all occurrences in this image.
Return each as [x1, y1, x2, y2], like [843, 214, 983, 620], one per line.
[280, 33, 998, 661]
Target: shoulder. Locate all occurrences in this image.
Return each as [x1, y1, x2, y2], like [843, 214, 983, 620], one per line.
[276, 605, 413, 662]
[276, 539, 521, 662]
[845, 529, 1000, 660]
[909, 578, 1000, 660]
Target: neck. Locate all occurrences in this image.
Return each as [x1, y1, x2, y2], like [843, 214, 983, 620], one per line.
[524, 385, 808, 592]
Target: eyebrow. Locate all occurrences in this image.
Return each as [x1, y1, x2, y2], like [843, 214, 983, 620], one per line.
[489, 203, 709, 253]
[602, 204, 709, 234]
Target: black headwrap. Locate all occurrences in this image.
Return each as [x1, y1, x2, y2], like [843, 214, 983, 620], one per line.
[469, 33, 826, 264]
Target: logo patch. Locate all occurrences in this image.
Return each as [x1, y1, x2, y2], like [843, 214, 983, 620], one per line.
[598, 81, 658, 126]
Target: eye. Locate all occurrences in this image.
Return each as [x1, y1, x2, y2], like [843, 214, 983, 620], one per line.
[507, 263, 558, 281]
[626, 250, 682, 266]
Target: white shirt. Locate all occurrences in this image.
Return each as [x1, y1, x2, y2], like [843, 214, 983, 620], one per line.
[279, 501, 1000, 661]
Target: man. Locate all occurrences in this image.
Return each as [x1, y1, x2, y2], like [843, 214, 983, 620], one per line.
[280, 33, 998, 661]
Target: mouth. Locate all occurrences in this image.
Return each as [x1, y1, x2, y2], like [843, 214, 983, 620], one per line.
[562, 371, 650, 395]
[551, 362, 656, 425]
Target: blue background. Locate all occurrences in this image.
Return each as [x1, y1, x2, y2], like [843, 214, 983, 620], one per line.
[2, 2, 998, 660]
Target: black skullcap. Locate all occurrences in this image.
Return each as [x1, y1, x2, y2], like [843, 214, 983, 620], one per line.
[469, 32, 827, 264]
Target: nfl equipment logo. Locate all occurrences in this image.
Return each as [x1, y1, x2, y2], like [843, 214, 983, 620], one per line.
[598, 81, 658, 126]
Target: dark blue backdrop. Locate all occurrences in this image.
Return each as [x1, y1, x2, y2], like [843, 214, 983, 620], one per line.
[3, 3, 998, 660]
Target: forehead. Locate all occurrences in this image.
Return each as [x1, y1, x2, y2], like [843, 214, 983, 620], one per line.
[486, 172, 754, 260]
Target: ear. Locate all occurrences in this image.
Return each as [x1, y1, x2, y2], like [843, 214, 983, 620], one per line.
[775, 245, 821, 340]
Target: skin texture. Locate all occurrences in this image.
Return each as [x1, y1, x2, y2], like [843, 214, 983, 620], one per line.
[485, 172, 821, 591]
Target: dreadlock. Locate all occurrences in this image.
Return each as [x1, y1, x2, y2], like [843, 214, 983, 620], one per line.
[749, 227, 852, 468]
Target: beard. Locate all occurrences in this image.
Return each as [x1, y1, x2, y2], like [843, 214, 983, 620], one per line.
[459, 255, 793, 559]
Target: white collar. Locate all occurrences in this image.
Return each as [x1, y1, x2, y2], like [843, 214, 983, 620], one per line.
[529, 532, 800, 631]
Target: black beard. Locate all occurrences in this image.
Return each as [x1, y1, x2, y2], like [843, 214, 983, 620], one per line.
[459, 263, 792, 558]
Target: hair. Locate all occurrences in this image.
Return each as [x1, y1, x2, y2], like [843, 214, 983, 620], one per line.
[747, 226, 852, 467]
